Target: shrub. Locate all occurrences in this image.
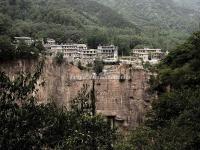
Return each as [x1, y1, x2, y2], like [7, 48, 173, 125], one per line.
[55, 52, 64, 65]
[94, 60, 104, 76]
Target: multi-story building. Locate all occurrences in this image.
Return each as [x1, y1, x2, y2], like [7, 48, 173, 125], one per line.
[82, 49, 97, 60]
[62, 44, 79, 59]
[46, 38, 56, 45]
[44, 38, 56, 51]
[97, 45, 118, 60]
[49, 45, 63, 56]
[43, 38, 119, 64]
[49, 43, 88, 61]
[132, 48, 165, 64]
[76, 44, 88, 59]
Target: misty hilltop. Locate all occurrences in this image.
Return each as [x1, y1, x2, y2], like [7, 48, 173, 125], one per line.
[93, 0, 200, 32]
[173, 0, 200, 10]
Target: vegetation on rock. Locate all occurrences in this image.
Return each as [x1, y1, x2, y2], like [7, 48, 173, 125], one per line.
[0, 61, 116, 149]
[54, 52, 64, 65]
[93, 60, 104, 76]
[117, 31, 200, 149]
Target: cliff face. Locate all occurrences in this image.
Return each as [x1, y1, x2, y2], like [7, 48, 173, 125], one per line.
[0, 58, 151, 129]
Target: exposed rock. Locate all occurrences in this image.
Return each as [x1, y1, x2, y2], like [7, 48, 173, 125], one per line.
[0, 58, 151, 129]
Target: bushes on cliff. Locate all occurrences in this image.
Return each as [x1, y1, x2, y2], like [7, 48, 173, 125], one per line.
[0, 37, 47, 61]
[0, 61, 116, 149]
[0, 36, 15, 61]
[16, 41, 40, 59]
[157, 31, 200, 90]
[119, 89, 200, 150]
[94, 60, 104, 76]
[77, 61, 86, 70]
[54, 52, 64, 65]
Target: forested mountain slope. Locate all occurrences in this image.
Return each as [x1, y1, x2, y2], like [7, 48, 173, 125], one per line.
[173, 0, 200, 11]
[94, 0, 199, 32]
[91, 0, 200, 52]
[0, 0, 138, 43]
[0, 0, 198, 55]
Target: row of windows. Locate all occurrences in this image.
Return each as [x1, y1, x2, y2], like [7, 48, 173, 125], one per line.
[102, 50, 114, 53]
[133, 50, 161, 53]
[83, 51, 96, 54]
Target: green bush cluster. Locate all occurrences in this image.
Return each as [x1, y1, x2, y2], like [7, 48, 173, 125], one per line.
[93, 60, 104, 76]
[54, 52, 64, 65]
[0, 36, 45, 61]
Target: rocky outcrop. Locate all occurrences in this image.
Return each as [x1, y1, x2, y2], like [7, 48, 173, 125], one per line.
[0, 58, 151, 129]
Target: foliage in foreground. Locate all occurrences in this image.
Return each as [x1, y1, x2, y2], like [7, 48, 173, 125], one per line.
[0, 61, 116, 150]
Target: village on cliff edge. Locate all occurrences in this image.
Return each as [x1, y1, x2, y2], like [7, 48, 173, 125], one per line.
[14, 37, 168, 69]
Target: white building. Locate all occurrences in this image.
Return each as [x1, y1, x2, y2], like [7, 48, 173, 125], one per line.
[49, 45, 63, 56]
[77, 44, 88, 59]
[132, 48, 165, 64]
[49, 44, 88, 61]
[44, 39, 119, 64]
[44, 38, 56, 51]
[62, 44, 79, 59]
[46, 38, 56, 45]
[14, 37, 34, 45]
[97, 45, 118, 60]
[82, 49, 97, 60]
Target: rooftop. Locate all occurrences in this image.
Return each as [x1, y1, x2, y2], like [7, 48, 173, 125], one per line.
[133, 48, 161, 51]
[14, 37, 32, 40]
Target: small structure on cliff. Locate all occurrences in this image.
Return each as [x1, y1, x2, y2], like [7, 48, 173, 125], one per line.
[14, 37, 35, 46]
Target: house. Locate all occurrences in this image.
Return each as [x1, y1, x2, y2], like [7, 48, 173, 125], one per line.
[48, 43, 88, 61]
[49, 44, 77, 61]
[132, 48, 165, 64]
[14, 37, 34, 45]
[44, 39, 57, 51]
[46, 38, 56, 45]
[43, 38, 119, 64]
[97, 45, 118, 60]
[82, 49, 97, 60]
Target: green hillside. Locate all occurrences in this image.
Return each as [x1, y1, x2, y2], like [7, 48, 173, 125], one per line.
[0, 0, 138, 43]
[94, 0, 199, 32]
[173, 0, 200, 10]
[0, 0, 199, 55]
[92, 0, 200, 51]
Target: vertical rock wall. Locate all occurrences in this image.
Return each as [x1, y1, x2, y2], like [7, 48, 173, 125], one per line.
[0, 59, 151, 129]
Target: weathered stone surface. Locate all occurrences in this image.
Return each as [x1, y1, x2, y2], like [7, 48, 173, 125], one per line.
[0, 58, 151, 129]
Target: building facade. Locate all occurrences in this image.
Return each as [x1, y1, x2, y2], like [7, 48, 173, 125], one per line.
[97, 45, 118, 60]
[14, 37, 34, 46]
[132, 48, 165, 64]
[45, 40, 119, 64]
[48, 44, 87, 61]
